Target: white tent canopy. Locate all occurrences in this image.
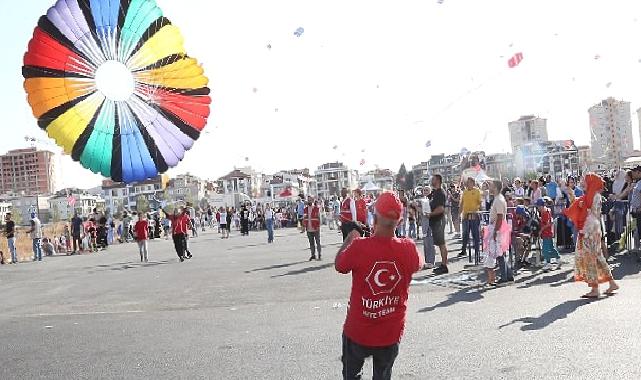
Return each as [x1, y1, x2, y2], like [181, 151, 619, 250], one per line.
[362, 181, 380, 192]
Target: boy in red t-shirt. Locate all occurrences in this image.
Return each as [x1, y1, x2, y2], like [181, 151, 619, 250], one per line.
[335, 191, 423, 379]
[536, 198, 561, 272]
[134, 214, 149, 262]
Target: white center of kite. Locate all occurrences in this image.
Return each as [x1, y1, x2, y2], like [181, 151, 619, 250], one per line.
[95, 60, 135, 101]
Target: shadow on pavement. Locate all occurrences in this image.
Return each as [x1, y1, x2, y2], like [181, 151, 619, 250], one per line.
[498, 299, 598, 331]
[610, 254, 641, 280]
[85, 260, 174, 272]
[245, 261, 308, 273]
[417, 287, 484, 313]
[271, 263, 334, 278]
[515, 269, 574, 289]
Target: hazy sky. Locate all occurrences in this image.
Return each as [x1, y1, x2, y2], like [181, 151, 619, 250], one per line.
[4, 0, 641, 190]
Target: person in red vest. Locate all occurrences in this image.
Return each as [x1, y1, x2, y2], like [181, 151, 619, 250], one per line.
[335, 191, 424, 379]
[304, 197, 322, 261]
[353, 189, 370, 235]
[340, 188, 363, 241]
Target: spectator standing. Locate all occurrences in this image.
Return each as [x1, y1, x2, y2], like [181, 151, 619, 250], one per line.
[629, 166, 641, 252]
[460, 177, 482, 259]
[427, 175, 449, 274]
[304, 199, 322, 261]
[335, 192, 423, 379]
[449, 184, 462, 238]
[27, 213, 43, 262]
[565, 174, 619, 298]
[4, 213, 18, 264]
[536, 198, 561, 272]
[71, 212, 83, 254]
[135, 214, 149, 262]
[419, 187, 435, 269]
[265, 203, 275, 243]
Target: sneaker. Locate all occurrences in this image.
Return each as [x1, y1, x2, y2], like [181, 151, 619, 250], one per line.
[542, 263, 551, 273]
[309, 256, 316, 261]
[457, 251, 467, 257]
[179, 257, 185, 262]
[433, 265, 449, 275]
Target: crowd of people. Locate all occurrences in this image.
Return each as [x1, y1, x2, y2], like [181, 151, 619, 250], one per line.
[332, 167, 640, 378]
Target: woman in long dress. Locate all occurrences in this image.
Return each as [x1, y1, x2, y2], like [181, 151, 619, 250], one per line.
[564, 174, 619, 298]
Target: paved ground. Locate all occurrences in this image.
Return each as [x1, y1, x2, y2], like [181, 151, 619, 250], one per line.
[1, 226, 640, 379]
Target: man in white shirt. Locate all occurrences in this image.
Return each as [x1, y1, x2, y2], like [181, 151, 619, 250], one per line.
[27, 213, 43, 262]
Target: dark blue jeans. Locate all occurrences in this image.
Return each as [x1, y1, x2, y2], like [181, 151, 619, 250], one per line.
[461, 218, 480, 254]
[342, 334, 399, 380]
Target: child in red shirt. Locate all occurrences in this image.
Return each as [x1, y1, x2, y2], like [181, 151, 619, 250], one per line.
[135, 214, 149, 262]
[536, 199, 561, 272]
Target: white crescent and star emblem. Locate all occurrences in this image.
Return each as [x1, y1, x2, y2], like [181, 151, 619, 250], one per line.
[374, 269, 388, 287]
[366, 261, 402, 295]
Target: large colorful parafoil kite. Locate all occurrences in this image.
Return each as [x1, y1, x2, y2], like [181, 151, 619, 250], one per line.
[22, 0, 211, 183]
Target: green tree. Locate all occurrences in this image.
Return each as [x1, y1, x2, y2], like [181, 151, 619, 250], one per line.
[396, 163, 408, 190]
[136, 195, 150, 213]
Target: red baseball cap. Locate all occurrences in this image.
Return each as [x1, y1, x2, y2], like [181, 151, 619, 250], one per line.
[375, 192, 402, 220]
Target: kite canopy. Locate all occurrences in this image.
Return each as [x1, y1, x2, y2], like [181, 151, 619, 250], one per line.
[22, 0, 211, 183]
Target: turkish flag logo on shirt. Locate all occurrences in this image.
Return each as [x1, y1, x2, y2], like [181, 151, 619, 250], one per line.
[366, 261, 402, 296]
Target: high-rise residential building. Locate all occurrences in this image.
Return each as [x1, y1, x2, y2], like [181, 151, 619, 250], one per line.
[589, 98, 633, 168]
[0, 147, 55, 195]
[508, 115, 548, 153]
[314, 162, 358, 199]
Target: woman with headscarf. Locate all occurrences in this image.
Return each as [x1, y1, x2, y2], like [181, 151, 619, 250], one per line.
[564, 174, 619, 298]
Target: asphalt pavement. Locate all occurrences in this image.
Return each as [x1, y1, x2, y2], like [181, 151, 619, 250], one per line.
[1, 226, 640, 379]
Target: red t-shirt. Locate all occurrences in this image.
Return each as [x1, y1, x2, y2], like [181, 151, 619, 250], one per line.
[355, 199, 368, 224]
[336, 236, 424, 347]
[168, 214, 190, 235]
[540, 207, 553, 238]
[135, 220, 149, 240]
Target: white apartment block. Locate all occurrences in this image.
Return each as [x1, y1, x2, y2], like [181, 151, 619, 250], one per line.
[589, 98, 633, 169]
[508, 115, 548, 153]
[314, 162, 359, 199]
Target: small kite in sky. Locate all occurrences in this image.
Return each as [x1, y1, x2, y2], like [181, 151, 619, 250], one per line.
[252, 88, 257, 93]
[606, 82, 612, 88]
[425, 140, 432, 148]
[437, 0, 444, 4]
[359, 159, 365, 166]
[245, 157, 249, 162]
[274, 108, 279, 113]
[294, 27, 305, 37]
[267, 44, 272, 50]
[594, 54, 601, 60]
[361, 149, 365, 153]
[332, 145, 338, 150]
[507, 52, 523, 68]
